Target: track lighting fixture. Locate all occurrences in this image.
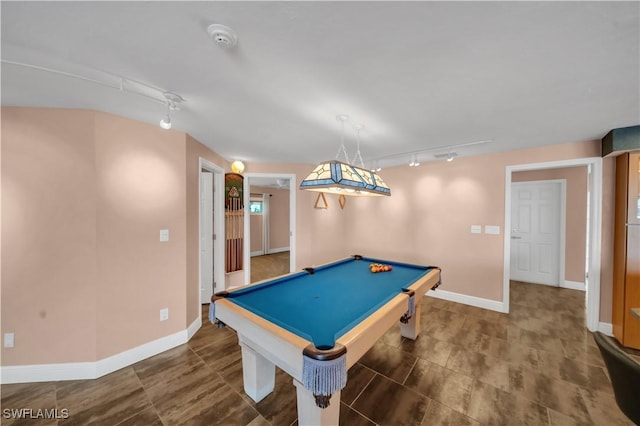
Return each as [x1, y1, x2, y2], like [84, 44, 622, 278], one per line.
[160, 102, 171, 129]
[434, 152, 458, 162]
[409, 154, 420, 167]
[159, 92, 184, 130]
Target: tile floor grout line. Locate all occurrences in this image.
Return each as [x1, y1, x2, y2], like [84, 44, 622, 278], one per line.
[348, 370, 378, 408]
[188, 343, 266, 425]
[119, 370, 165, 426]
[402, 356, 419, 386]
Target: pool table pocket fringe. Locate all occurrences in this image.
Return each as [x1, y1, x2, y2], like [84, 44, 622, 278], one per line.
[302, 351, 347, 409]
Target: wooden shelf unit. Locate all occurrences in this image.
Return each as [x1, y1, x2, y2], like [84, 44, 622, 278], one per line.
[612, 151, 640, 349]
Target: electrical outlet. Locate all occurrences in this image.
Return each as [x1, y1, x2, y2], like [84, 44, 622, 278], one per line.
[4, 333, 15, 348]
[160, 229, 169, 242]
[160, 308, 169, 321]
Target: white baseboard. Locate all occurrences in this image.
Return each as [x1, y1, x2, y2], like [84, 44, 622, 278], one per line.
[251, 247, 290, 257]
[267, 246, 289, 254]
[1, 325, 195, 384]
[426, 288, 505, 313]
[597, 322, 613, 336]
[562, 280, 585, 291]
[187, 316, 201, 340]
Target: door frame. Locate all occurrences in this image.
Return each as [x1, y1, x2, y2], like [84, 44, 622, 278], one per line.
[503, 157, 602, 331]
[199, 157, 225, 305]
[510, 179, 566, 287]
[243, 173, 297, 284]
[200, 170, 214, 303]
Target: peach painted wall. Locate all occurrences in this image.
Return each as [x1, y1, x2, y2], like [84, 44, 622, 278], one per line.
[512, 167, 588, 284]
[1, 108, 225, 365]
[2, 108, 98, 364]
[344, 140, 602, 305]
[250, 213, 263, 253]
[185, 135, 228, 328]
[94, 113, 187, 359]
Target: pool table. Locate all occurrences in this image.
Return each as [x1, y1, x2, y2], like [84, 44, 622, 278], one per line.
[210, 255, 441, 425]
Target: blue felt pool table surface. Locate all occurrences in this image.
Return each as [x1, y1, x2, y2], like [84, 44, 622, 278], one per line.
[222, 256, 434, 349]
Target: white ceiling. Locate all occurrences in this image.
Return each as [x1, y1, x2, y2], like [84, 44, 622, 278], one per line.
[2, 2, 638, 168]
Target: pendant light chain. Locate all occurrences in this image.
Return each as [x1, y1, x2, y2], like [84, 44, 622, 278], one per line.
[335, 116, 350, 163]
[352, 124, 365, 168]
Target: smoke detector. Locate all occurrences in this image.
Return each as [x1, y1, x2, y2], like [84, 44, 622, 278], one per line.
[207, 24, 238, 48]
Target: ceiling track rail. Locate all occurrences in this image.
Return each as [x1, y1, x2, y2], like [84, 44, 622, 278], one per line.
[2, 59, 174, 105]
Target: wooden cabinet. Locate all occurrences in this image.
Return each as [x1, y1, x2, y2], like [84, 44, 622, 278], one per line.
[612, 151, 640, 349]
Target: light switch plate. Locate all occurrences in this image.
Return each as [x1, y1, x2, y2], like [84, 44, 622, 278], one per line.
[485, 225, 501, 235]
[471, 225, 482, 234]
[4, 333, 14, 348]
[160, 308, 169, 321]
[160, 229, 169, 242]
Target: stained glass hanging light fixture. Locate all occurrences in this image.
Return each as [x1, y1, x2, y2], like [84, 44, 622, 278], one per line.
[299, 115, 391, 197]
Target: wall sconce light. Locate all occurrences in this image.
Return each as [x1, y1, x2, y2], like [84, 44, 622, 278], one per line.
[230, 160, 245, 174]
[409, 154, 420, 167]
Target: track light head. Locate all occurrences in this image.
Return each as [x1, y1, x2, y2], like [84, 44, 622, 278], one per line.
[159, 92, 183, 130]
[160, 116, 171, 130]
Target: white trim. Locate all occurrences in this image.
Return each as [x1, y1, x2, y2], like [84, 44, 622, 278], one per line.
[198, 158, 225, 299]
[562, 280, 586, 291]
[426, 289, 505, 313]
[504, 157, 602, 331]
[586, 160, 603, 332]
[251, 246, 290, 257]
[242, 173, 297, 285]
[267, 246, 290, 254]
[1, 329, 189, 384]
[598, 322, 613, 336]
[187, 315, 201, 340]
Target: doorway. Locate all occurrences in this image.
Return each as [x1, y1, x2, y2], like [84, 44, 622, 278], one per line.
[199, 158, 225, 305]
[200, 171, 214, 303]
[504, 158, 603, 331]
[243, 173, 296, 284]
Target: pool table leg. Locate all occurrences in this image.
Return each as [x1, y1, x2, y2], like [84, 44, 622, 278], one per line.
[293, 379, 341, 426]
[240, 342, 276, 402]
[399, 300, 422, 340]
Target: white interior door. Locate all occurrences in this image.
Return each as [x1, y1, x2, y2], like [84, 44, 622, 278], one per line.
[200, 172, 214, 303]
[510, 181, 562, 286]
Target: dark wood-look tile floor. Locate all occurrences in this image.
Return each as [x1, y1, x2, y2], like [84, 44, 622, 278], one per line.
[3, 281, 639, 425]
